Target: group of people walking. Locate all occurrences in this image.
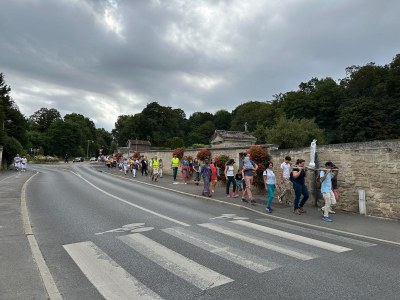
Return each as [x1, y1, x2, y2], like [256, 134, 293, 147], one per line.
[13, 154, 28, 172]
[107, 153, 339, 222]
[264, 156, 339, 222]
[112, 155, 164, 181]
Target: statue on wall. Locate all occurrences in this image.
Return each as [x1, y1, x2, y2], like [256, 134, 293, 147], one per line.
[309, 139, 317, 167]
[244, 122, 248, 132]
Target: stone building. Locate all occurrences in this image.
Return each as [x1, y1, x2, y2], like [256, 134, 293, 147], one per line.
[210, 130, 256, 148]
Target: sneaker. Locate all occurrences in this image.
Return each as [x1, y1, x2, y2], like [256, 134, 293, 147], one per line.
[293, 209, 301, 215]
[250, 199, 256, 205]
[299, 207, 306, 213]
[226, 194, 231, 198]
[278, 195, 282, 203]
[232, 194, 239, 198]
[266, 207, 273, 213]
[322, 217, 333, 222]
[242, 198, 249, 203]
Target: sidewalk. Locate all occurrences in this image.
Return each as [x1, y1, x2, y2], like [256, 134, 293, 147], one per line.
[0, 171, 48, 299]
[95, 164, 400, 245]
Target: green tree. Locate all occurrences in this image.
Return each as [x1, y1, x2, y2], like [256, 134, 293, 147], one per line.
[213, 110, 231, 130]
[2, 136, 23, 167]
[266, 116, 326, 149]
[47, 120, 83, 157]
[188, 120, 215, 145]
[230, 101, 275, 132]
[29, 107, 61, 132]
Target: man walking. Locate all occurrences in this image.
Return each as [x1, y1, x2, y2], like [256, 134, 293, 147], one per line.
[320, 161, 336, 222]
[171, 154, 179, 181]
[278, 156, 292, 204]
[151, 156, 160, 182]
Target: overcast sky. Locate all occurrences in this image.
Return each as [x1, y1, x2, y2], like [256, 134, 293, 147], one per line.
[1, 0, 400, 131]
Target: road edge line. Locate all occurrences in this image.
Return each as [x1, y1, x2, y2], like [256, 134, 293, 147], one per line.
[97, 168, 400, 247]
[21, 172, 63, 300]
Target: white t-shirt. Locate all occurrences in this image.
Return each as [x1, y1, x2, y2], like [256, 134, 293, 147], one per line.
[263, 169, 276, 185]
[226, 165, 234, 176]
[280, 162, 291, 179]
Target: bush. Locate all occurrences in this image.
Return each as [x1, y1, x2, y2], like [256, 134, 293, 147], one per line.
[247, 145, 271, 187]
[2, 136, 23, 167]
[172, 148, 184, 159]
[214, 154, 230, 181]
[196, 148, 211, 161]
[131, 151, 140, 159]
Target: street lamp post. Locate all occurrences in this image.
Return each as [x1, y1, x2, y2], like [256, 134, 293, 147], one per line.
[86, 140, 94, 159]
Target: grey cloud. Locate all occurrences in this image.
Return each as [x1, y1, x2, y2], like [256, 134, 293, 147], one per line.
[1, 0, 400, 131]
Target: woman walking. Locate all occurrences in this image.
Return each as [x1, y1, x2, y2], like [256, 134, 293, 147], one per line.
[224, 159, 239, 198]
[201, 158, 212, 197]
[241, 154, 258, 204]
[263, 162, 276, 213]
[181, 156, 190, 184]
[292, 159, 309, 215]
[210, 158, 218, 194]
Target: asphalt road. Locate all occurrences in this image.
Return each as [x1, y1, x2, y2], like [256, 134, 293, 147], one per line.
[26, 164, 400, 300]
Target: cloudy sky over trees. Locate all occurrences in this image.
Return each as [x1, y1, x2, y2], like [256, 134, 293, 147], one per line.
[1, 0, 400, 130]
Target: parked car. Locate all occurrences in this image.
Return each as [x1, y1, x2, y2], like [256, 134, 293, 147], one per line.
[90, 157, 97, 161]
[73, 157, 84, 162]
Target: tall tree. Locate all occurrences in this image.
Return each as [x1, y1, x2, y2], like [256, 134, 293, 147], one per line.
[29, 108, 61, 132]
[213, 110, 232, 130]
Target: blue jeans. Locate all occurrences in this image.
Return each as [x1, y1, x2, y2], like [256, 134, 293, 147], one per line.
[172, 167, 178, 180]
[293, 182, 309, 209]
[267, 184, 276, 208]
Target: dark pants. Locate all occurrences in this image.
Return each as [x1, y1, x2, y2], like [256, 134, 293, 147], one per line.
[226, 176, 237, 194]
[293, 182, 309, 209]
[141, 167, 147, 176]
[172, 167, 178, 180]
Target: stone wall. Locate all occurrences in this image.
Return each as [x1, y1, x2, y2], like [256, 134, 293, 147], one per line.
[125, 139, 400, 220]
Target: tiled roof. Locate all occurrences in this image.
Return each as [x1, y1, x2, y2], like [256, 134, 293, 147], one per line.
[211, 130, 256, 142]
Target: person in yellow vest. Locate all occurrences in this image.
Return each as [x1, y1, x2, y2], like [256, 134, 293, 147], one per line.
[152, 156, 160, 182]
[171, 154, 180, 181]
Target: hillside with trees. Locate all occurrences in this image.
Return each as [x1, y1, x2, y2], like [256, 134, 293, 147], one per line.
[1, 54, 400, 166]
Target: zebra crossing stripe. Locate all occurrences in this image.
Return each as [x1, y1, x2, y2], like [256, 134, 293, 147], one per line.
[198, 223, 316, 260]
[119, 233, 234, 290]
[162, 227, 280, 273]
[63, 241, 163, 300]
[257, 218, 376, 247]
[231, 220, 352, 253]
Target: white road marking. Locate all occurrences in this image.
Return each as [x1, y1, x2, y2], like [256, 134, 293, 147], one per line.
[198, 223, 316, 260]
[63, 241, 163, 300]
[95, 223, 154, 235]
[257, 218, 376, 247]
[21, 172, 63, 300]
[162, 227, 280, 273]
[231, 220, 352, 253]
[0, 174, 18, 183]
[210, 214, 249, 220]
[119, 233, 234, 290]
[71, 171, 190, 227]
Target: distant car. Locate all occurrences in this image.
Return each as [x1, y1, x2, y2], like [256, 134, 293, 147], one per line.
[90, 157, 97, 161]
[73, 157, 84, 162]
